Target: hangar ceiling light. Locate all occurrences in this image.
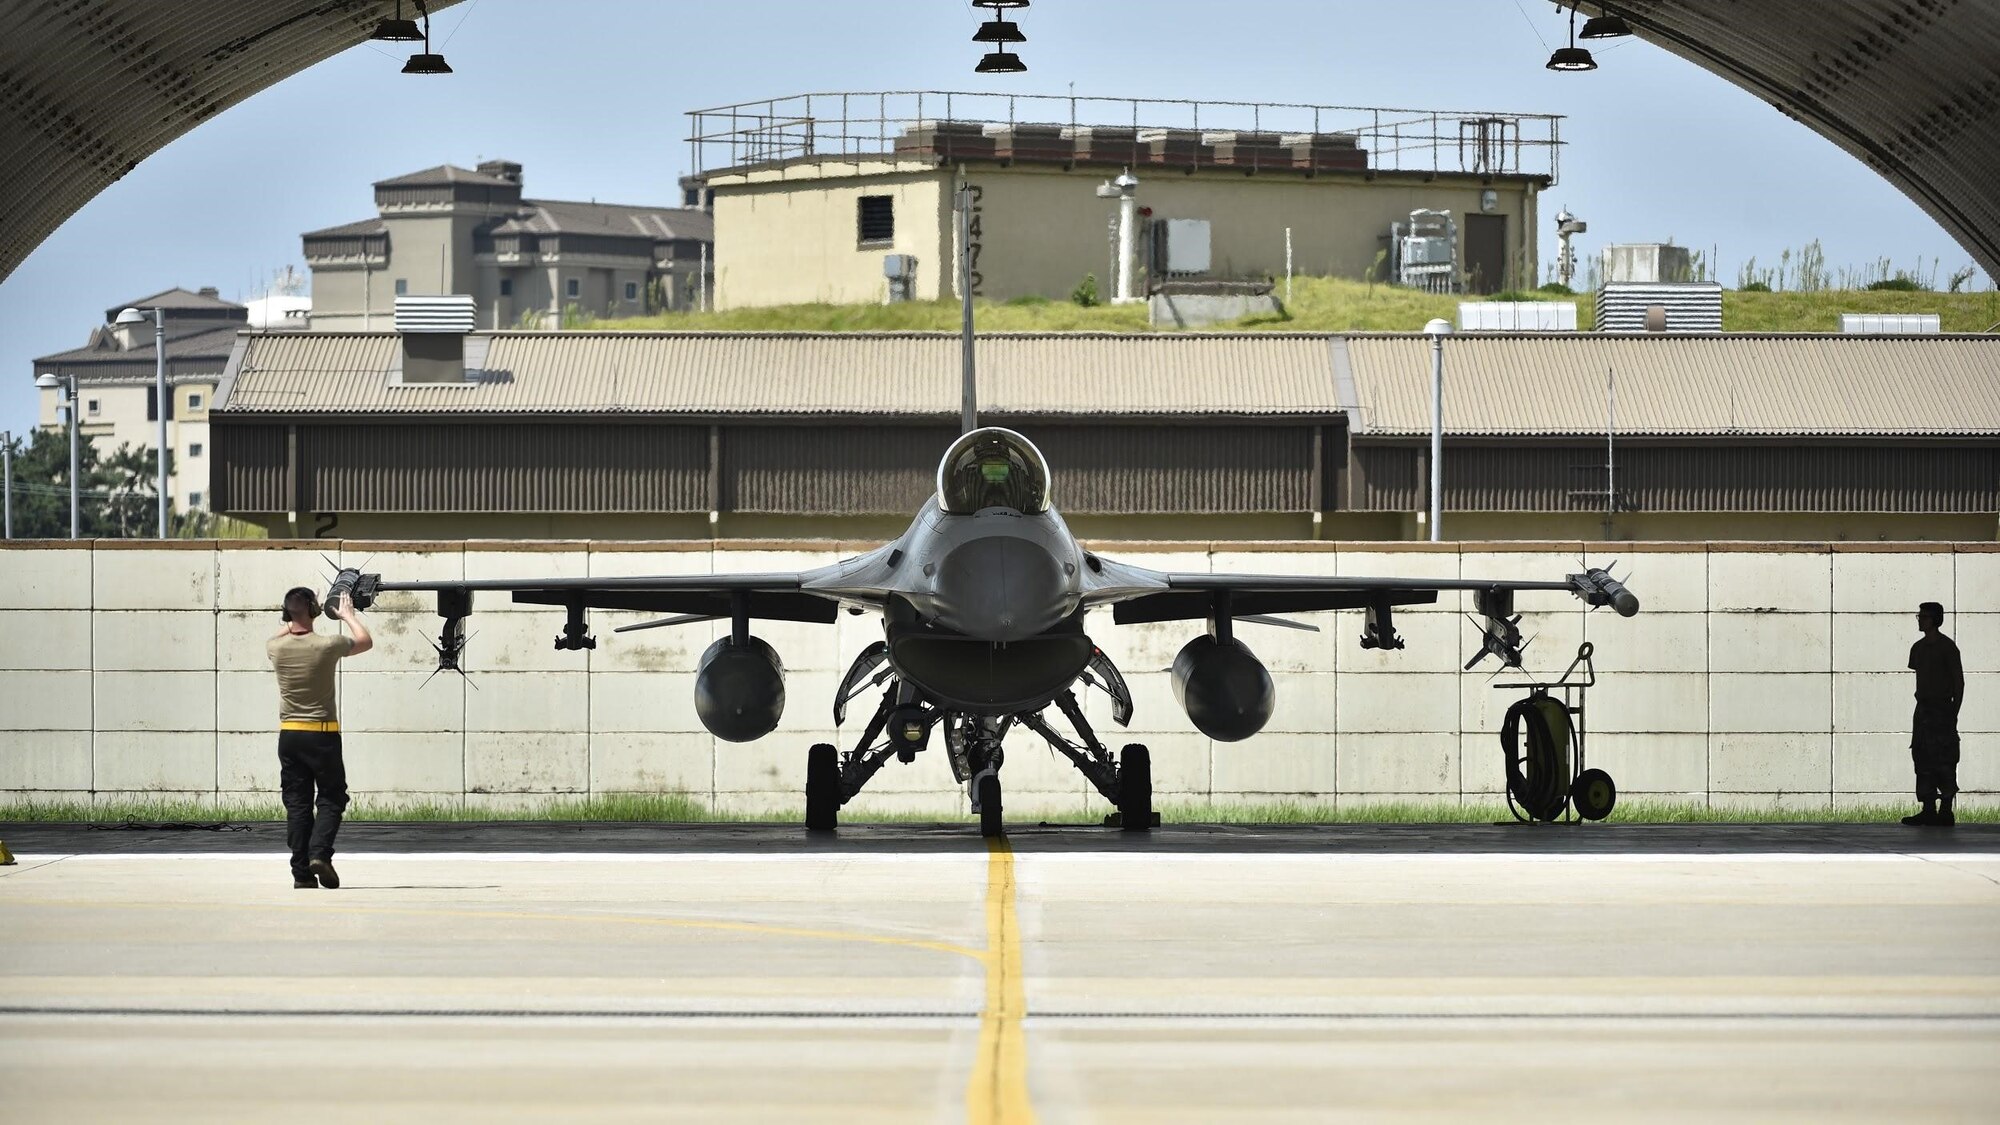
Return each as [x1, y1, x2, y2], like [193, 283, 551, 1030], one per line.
[1580, 13, 1633, 39]
[371, 1, 424, 42]
[972, 0, 1028, 72]
[398, 0, 452, 74]
[1546, 3, 1598, 71]
[976, 50, 1027, 74]
[974, 19, 1027, 44]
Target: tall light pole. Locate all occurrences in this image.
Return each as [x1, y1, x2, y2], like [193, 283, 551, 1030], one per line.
[1, 429, 12, 539]
[955, 179, 978, 434]
[115, 306, 169, 536]
[35, 372, 79, 539]
[1422, 318, 1453, 542]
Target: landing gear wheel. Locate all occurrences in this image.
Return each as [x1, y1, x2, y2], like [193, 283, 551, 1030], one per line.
[1571, 768, 1617, 822]
[977, 774, 1004, 839]
[805, 743, 840, 831]
[1117, 744, 1154, 832]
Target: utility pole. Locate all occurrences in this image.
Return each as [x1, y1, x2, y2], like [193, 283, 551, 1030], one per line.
[153, 307, 167, 537]
[2, 430, 12, 539]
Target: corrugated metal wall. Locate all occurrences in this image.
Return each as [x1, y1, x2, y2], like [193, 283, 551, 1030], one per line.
[725, 424, 1322, 515]
[210, 424, 290, 513]
[299, 425, 710, 513]
[725, 425, 956, 514]
[1353, 443, 2000, 513]
[215, 420, 1327, 517]
[1034, 426, 1319, 514]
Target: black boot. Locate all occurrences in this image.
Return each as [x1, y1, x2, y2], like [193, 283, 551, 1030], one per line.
[1901, 803, 1938, 826]
[1936, 799, 1955, 827]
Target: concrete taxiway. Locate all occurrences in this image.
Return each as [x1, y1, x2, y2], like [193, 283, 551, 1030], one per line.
[1, 824, 1996, 1122]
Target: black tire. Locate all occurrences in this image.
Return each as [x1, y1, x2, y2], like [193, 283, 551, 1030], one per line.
[1117, 744, 1153, 832]
[805, 743, 840, 831]
[977, 774, 1004, 839]
[1571, 768, 1617, 822]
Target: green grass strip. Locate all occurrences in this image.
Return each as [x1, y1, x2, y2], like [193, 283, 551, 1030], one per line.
[3, 794, 1991, 825]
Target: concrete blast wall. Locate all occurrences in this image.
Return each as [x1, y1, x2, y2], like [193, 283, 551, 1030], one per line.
[0, 541, 1994, 815]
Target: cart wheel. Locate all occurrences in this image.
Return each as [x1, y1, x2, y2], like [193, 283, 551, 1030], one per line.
[1571, 768, 1617, 821]
[1117, 744, 1153, 833]
[805, 743, 840, 831]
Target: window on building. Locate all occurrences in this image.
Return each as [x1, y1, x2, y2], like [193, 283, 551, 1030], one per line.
[146, 386, 174, 422]
[624, 281, 638, 301]
[188, 443, 203, 458]
[86, 398, 100, 415]
[566, 277, 581, 299]
[499, 278, 513, 297]
[187, 393, 203, 411]
[188, 492, 203, 508]
[394, 278, 408, 296]
[857, 195, 895, 244]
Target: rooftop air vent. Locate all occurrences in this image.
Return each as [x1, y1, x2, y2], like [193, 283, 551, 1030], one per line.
[395, 295, 478, 383]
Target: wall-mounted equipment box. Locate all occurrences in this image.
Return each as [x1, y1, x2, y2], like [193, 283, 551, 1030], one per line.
[1149, 218, 1212, 277]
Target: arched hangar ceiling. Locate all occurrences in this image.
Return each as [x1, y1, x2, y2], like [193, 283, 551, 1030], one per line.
[0, 1, 1995, 282]
[0, 0, 463, 281]
[1582, 1, 2000, 278]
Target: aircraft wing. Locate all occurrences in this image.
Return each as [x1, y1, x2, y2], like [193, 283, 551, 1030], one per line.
[371, 571, 850, 624]
[1081, 557, 1639, 624]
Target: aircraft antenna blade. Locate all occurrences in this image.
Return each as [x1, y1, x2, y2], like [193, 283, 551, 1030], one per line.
[614, 613, 724, 634]
[1238, 614, 1321, 633]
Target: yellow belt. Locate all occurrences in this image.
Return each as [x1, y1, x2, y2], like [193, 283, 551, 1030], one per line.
[280, 720, 340, 732]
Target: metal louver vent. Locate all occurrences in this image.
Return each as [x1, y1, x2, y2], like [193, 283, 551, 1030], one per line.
[394, 295, 477, 334]
[1595, 283, 1723, 333]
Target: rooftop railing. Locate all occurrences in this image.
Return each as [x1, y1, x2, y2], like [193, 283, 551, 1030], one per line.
[686, 91, 1563, 183]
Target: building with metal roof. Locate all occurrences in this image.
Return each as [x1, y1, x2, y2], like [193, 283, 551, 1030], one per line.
[302, 160, 713, 331]
[31, 287, 250, 513]
[207, 329, 2000, 543]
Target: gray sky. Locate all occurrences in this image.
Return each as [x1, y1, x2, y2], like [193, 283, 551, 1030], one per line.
[2, 0, 1987, 440]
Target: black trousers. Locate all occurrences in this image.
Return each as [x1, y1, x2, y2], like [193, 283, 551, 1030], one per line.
[277, 730, 349, 879]
[1912, 702, 1960, 804]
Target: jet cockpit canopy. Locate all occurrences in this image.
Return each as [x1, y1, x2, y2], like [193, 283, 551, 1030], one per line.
[937, 427, 1051, 515]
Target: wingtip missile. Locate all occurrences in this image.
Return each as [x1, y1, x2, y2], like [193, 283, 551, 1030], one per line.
[1570, 567, 1640, 617]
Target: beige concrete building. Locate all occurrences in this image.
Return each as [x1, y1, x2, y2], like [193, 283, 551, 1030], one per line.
[688, 92, 1558, 309]
[303, 161, 713, 332]
[31, 287, 243, 514]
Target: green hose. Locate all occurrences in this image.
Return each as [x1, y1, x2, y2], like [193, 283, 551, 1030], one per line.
[1501, 695, 1572, 822]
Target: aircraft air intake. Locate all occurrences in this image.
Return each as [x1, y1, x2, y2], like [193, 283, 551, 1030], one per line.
[694, 635, 786, 742]
[1172, 635, 1275, 742]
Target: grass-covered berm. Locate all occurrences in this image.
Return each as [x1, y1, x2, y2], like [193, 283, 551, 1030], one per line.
[594, 278, 2000, 334]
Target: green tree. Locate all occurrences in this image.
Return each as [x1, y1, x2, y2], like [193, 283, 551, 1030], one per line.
[3, 429, 167, 539]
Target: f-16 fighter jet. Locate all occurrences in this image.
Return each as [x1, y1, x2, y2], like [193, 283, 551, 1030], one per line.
[329, 427, 1638, 837]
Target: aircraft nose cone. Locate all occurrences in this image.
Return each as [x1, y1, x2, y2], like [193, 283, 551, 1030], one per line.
[934, 536, 1067, 642]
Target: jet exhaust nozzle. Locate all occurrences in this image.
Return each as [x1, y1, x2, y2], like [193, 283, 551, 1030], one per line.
[1172, 635, 1275, 742]
[694, 635, 786, 742]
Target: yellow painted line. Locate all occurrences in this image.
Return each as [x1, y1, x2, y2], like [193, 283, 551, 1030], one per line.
[0, 897, 984, 963]
[968, 837, 1036, 1125]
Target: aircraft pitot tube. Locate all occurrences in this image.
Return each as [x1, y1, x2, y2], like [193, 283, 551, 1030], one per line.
[1171, 635, 1275, 742]
[694, 636, 787, 743]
